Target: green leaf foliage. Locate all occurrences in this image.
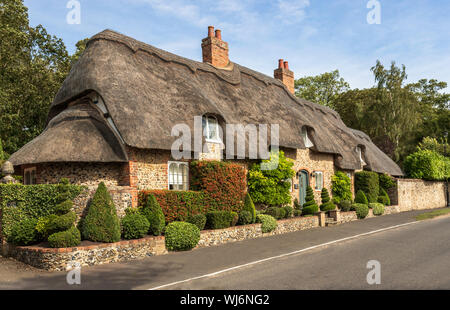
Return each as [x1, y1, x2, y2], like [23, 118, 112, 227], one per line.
[302, 186, 319, 215]
[238, 210, 253, 225]
[338, 200, 352, 212]
[355, 171, 379, 203]
[187, 214, 207, 231]
[377, 188, 390, 206]
[247, 151, 295, 207]
[205, 211, 237, 229]
[256, 214, 278, 233]
[8, 217, 38, 245]
[243, 193, 256, 223]
[283, 205, 293, 218]
[370, 203, 385, 216]
[355, 190, 368, 205]
[121, 213, 150, 240]
[403, 149, 449, 181]
[139, 194, 165, 236]
[352, 203, 369, 219]
[331, 171, 352, 202]
[165, 221, 200, 251]
[81, 182, 121, 243]
[48, 226, 81, 248]
[320, 188, 336, 212]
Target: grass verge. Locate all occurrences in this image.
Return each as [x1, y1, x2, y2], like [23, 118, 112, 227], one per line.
[415, 208, 450, 221]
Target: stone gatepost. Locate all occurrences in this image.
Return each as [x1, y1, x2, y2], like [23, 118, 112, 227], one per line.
[1, 161, 17, 184]
[328, 210, 341, 223]
[316, 211, 326, 227]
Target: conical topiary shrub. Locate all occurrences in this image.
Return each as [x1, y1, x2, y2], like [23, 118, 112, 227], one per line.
[302, 186, 319, 215]
[140, 194, 165, 236]
[81, 182, 121, 243]
[355, 190, 368, 205]
[320, 188, 336, 212]
[243, 193, 256, 223]
[377, 188, 391, 206]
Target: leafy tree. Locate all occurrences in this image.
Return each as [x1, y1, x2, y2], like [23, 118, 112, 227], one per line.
[416, 136, 449, 157]
[247, 151, 295, 207]
[295, 70, 350, 109]
[331, 171, 352, 203]
[403, 149, 449, 181]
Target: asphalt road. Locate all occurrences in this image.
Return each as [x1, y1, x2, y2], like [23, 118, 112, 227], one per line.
[1, 209, 449, 290]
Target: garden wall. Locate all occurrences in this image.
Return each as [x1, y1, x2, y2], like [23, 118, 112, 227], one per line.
[396, 179, 446, 211]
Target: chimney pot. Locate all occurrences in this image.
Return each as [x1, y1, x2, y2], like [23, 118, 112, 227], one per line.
[215, 29, 222, 40]
[284, 61, 289, 70]
[208, 26, 214, 37]
[278, 59, 284, 69]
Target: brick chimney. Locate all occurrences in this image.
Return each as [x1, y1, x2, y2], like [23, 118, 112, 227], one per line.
[274, 59, 295, 94]
[202, 26, 229, 68]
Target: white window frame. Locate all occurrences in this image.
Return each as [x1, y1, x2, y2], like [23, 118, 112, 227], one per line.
[168, 161, 189, 191]
[24, 167, 37, 185]
[301, 127, 314, 148]
[356, 146, 367, 166]
[314, 171, 323, 191]
[202, 115, 221, 143]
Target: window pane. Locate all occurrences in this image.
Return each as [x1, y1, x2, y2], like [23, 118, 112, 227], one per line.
[208, 117, 218, 140]
[202, 116, 208, 139]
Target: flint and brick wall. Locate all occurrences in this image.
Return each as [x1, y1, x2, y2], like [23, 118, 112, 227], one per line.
[397, 179, 446, 211]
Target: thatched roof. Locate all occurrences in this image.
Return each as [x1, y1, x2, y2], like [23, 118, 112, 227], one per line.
[10, 29, 402, 176]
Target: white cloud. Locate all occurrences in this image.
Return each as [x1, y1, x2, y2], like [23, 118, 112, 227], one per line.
[277, 0, 310, 23]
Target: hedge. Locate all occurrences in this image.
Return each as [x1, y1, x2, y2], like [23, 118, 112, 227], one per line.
[206, 211, 237, 229]
[140, 194, 165, 236]
[165, 221, 200, 251]
[352, 203, 369, 219]
[355, 171, 379, 203]
[0, 183, 83, 240]
[256, 214, 278, 233]
[403, 149, 450, 181]
[331, 171, 352, 203]
[187, 214, 207, 230]
[355, 190, 368, 205]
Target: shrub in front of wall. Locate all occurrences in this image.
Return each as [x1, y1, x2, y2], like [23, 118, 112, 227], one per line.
[165, 221, 200, 251]
[187, 214, 207, 230]
[403, 149, 450, 181]
[140, 194, 165, 236]
[54, 200, 73, 215]
[230, 211, 239, 226]
[320, 188, 336, 212]
[283, 206, 293, 218]
[338, 200, 352, 212]
[302, 186, 319, 215]
[238, 210, 253, 225]
[355, 171, 379, 203]
[35, 214, 59, 239]
[355, 190, 368, 205]
[352, 203, 369, 219]
[190, 160, 247, 212]
[372, 203, 385, 216]
[121, 213, 150, 240]
[48, 211, 77, 233]
[243, 193, 256, 223]
[206, 211, 236, 229]
[256, 214, 278, 233]
[81, 182, 121, 243]
[378, 188, 391, 206]
[331, 171, 353, 203]
[379, 173, 397, 191]
[293, 198, 301, 210]
[265, 207, 286, 220]
[8, 217, 38, 246]
[294, 209, 302, 217]
[48, 226, 81, 248]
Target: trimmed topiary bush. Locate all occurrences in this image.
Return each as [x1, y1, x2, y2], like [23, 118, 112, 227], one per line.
[243, 193, 256, 223]
[293, 198, 301, 210]
[302, 186, 319, 215]
[206, 211, 236, 229]
[338, 200, 352, 212]
[372, 203, 385, 216]
[8, 217, 38, 246]
[283, 206, 293, 218]
[121, 213, 150, 240]
[48, 211, 77, 233]
[238, 210, 253, 225]
[35, 214, 59, 239]
[256, 214, 278, 233]
[165, 221, 200, 251]
[48, 227, 81, 248]
[377, 188, 390, 206]
[320, 188, 336, 212]
[355, 171, 379, 203]
[81, 182, 121, 243]
[352, 203, 369, 219]
[355, 190, 368, 205]
[265, 207, 286, 220]
[187, 214, 207, 230]
[140, 194, 165, 236]
[294, 209, 302, 217]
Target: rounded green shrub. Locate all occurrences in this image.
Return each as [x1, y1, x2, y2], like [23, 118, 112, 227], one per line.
[48, 211, 77, 233]
[121, 213, 150, 240]
[338, 200, 352, 212]
[355, 190, 368, 205]
[238, 210, 253, 225]
[81, 182, 121, 243]
[283, 206, 293, 218]
[8, 218, 38, 246]
[371, 203, 385, 216]
[293, 209, 302, 217]
[353, 203, 369, 219]
[243, 193, 256, 223]
[187, 214, 207, 230]
[206, 211, 236, 229]
[302, 186, 319, 215]
[377, 188, 390, 206]
[140, 194, 165, 236]
[165, 221, 200, 251]
[48, 227, 81, 248]
[256, 214, 278, 233]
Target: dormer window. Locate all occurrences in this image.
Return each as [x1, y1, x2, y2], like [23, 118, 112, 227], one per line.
[301, 127, 314, 148]
[202, 115, 221, 142]
[356, 146, 366, 166]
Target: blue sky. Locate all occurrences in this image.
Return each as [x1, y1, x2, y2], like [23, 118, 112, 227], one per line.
[24, 0, 450, 89]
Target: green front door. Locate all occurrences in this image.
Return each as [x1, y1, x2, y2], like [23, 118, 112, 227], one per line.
[299, 170, 309, 206]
